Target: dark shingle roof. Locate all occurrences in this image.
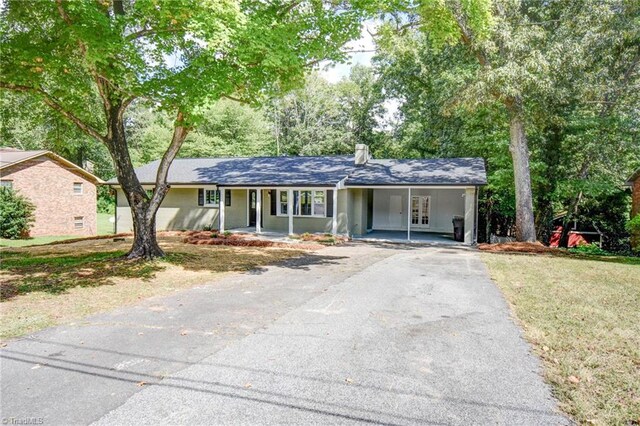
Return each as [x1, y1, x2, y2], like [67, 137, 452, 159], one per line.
[345, 158, 487, 186]
[107, 156, 487, 186]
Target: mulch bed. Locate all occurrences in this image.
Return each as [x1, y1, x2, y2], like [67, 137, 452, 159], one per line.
[477, 241, 561, 255]
[182, 231, 323, 249]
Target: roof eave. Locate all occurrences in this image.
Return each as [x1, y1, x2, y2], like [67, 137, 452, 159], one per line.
[0, 151, 104, 184]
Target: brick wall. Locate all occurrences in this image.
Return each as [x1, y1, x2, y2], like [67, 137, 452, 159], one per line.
[1, 156, 97, 236]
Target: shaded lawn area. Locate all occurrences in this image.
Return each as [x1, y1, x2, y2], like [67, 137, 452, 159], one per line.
[0, 236, 306, 340]
[481, 252, 640, 425]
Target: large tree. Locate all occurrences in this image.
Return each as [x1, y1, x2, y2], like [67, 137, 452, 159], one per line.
[0, 0, 361, 258]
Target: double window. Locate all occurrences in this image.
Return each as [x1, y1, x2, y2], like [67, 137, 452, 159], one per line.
[277, 189, 326, 217]
[198, 189, 231, 207]
[204, 189, 220, 207]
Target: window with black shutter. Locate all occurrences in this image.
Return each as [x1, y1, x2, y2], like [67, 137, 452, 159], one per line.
[270, 189, 277, 215]
[326, 190, 334, 217]
[198, 188, 204, 206]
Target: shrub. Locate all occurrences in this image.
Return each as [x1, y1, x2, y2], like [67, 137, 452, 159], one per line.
[626, 214, 640, 252]
[569, 243, 610, 256]
[0, 187, 36, 239]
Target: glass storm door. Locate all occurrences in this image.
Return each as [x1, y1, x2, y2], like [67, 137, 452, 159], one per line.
[411, 196, 430, 228]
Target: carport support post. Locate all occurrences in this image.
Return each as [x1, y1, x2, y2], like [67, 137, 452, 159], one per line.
[219, 187, 225, 232]
[464, 187, 475, 244]
[256, 188, 262, 233]
[288, 188, 293, 236]
[407, 187, 411, 241]
[331, 188, 338, 235]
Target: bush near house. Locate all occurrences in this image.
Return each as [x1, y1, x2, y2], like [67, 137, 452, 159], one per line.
[626, 214, 640, 252]
[0, 187, 35, 239]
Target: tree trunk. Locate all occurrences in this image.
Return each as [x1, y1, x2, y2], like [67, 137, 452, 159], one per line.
[103, 99, 167, 260]
[507, 100, 537, 242]
[128, 206, 164, 259]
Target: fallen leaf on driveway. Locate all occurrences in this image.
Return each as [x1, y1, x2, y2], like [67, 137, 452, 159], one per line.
[244, 383, 252, 389]
[180, 330, 188, 336]
[345, 378, 353, 384]
[567, 375, 580, 384]
[136, 381, 147, 387]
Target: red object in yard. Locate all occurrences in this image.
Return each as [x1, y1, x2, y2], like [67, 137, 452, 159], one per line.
[549, 226, 595, 248]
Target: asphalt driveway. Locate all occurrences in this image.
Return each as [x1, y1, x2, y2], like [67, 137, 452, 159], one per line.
[0, 243, 567, 425]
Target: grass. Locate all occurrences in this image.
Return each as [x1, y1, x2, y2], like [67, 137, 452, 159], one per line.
[0, 213, 115, 248]
[0, 235, 79, 248]
[481, 252, 640, 425]
[0, 235, 305, 340]
[97, 212, 114, 235]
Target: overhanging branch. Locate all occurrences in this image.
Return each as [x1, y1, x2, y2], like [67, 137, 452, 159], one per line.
[0, 81, 106, 143]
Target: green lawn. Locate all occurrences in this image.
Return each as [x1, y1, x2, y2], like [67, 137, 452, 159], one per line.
[0, 213, 115, 248]
[97, 212, 115, 235]
[481, 252, 640, 425]
[0, 235, 80, 248]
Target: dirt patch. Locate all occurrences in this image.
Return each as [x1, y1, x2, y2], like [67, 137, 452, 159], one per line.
[478, 241, 561, 254]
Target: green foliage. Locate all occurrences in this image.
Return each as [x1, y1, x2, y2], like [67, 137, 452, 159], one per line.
[627, 214, 640, 235]
[626, 214, 640, 252]
[97, 187, 115, 214]
[569, 243, 610, 257]
[268, 68, 388, 156]
[0, 187, 36, 239]
[419, 0, 494, 48]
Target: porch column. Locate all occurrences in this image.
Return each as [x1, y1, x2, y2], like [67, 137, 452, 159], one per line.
[288, 188, 293, 236]
[407, 187, 412, 241]
[219, 187, 225, 232]
[246, 189, 250, 226]
[256, 188, 262, 233]
[331, 188, 338, 235]
[464, 187, 475, 244]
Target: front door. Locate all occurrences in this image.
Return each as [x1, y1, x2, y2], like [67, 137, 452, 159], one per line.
[248, 190, 257, 226]
[411, 196, 430, 228]
[388, 194, 403, 228]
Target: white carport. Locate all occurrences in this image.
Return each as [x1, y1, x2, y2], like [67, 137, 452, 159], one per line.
[349, 186, 478, 244]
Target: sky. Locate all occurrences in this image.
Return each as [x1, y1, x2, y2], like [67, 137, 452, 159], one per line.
[318, 23, 377, 84]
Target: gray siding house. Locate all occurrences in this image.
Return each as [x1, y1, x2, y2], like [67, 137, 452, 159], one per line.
[108, 145, 486, 244]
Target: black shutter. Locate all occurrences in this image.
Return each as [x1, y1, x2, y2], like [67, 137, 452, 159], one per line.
[326, 190, 334, 217]
[270, 189, 277, 215]
[225, 190, 231, 206]
[198, 188, 204, 206]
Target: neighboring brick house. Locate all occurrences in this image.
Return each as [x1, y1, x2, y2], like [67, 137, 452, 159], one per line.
[628, 168, 640, 218]
[627, 168, 640, 250]
[0, 148, 102, 237]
